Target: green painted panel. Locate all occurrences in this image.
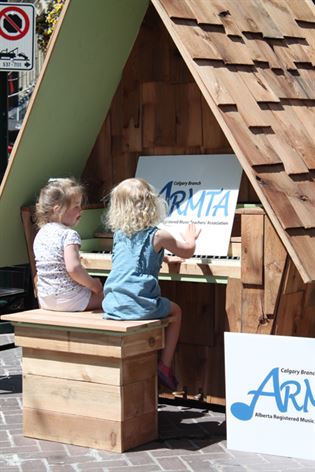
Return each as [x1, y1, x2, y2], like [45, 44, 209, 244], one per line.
[76, 208, 104, 239]
[0, 0, 149, 267]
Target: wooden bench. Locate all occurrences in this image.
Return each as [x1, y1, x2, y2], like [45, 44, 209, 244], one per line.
[1, 309, 169, 452]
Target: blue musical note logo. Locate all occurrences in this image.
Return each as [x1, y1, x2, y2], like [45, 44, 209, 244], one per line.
[231, 367, 315, 421]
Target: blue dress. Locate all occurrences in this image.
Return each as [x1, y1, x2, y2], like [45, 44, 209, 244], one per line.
[103, 227, 171, 320]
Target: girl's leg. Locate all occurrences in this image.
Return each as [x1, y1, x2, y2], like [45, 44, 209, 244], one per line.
[85, 291, 103, 311]
[160, 301, 182, 368]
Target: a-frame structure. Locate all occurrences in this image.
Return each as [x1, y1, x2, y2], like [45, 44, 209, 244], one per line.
[1, 0, 315, 402]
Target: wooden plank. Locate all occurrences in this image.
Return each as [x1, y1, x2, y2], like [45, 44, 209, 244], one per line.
[120, 410, 158, 452]
[203, 31, 254, 66]
[228, 0, 283, 38]
[298, 281, 315, 337]
[215, 67, 269, 127]
[142, 82, 156, 148]
[241, 214, 264, 285]
[123, 376, 156, 420]
[24, 374, 122, 421]
[122, 352, 156, 385]
[286, 39, 314, 66]
[264, 217, 287, 316]
[254, 170, 304, 230]
[286, 0, 315, 23]
[206, 344, 225, 404]
[154, 83, 177, 146]
[262, 0, 303, 39]
[287, 102, 315, 140]
[24, 408, 157, 453]
[225, 278, 242, 332]
[23, 349, 122, 385]
[269, 103, 315, 171]
[295, 67, 315, 99]
[15, 325, 164, 358]
[281, 258, 306, 295]
[142, 81, 179, 149]
[83, 116, 113, 201]
[2, 309, 165, 333]
[241, 286, 265, 333]
[201, 95, 229, 150]
[16, 326, 122, 357]
[197, 64, 235, 106]
[173, 23, 222, 61]
[174, 343, 209, 396]
[264, 129, 310, 175]
[22, 348, 157, 386]
[23, 374, 155, 421]
[287, 181, 315, 229]
[256, 67, 308, 99]
[274, 290, 304, 336]
[159, 0, 196, 21]
[222, 110, 282, 166]
[175, 82, 202, 146]
[179, 283, 215, 346]
[271, 40, 298, 70]
[286, 232, 315, 283]
[238, 68, 280, 103]
[121, 327, 164, 358]
[243, 34, 281, 68]
[189, 0, 225, 27]
[258, 104, 311, 177]
[205, 0, 243, 37]
[214, 283, 228, 337]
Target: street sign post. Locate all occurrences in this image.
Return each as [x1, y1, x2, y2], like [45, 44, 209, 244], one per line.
[0, 2, 35, 71]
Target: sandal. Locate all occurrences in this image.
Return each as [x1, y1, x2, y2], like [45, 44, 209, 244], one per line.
[158, 361, 178, 390]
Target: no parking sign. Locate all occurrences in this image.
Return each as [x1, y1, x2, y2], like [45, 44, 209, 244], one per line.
[0, 2, 35, 71]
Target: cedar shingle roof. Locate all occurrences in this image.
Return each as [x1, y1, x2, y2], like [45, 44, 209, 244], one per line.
[152, 0, 315, 283]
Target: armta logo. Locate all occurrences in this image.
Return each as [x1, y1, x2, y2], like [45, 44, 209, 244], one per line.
[231, 367, 315, 421]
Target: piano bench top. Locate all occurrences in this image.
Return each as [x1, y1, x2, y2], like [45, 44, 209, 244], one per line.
[0, 309, 169, 334]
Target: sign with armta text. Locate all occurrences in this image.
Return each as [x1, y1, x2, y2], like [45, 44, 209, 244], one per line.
[136, 155, 242, 256]
[0, 3, 35, 71]
[224, 332, 315, 460]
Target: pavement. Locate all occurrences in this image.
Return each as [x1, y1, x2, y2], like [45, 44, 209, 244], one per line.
[1, 328, 315, 472]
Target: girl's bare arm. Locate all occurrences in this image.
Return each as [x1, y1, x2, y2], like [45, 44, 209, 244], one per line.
[64, 244, 103, 293]
[153, 223, 201, 259]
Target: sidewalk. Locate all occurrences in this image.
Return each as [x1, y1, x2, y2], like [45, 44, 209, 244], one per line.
[1, 330, 314, 472]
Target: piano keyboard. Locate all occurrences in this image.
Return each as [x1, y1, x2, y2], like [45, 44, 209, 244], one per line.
[79, 251, 241, 282]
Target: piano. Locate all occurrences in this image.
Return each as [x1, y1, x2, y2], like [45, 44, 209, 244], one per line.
[21, 204, 246, 286]
[79, 233, 241, 283]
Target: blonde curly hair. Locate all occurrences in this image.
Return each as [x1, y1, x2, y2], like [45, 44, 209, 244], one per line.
[35, 178, 85, 228]
[105, 178, 167, 236]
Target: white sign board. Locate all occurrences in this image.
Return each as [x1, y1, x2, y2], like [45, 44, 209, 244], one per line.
[224, 332, 315, 461]
[136, 155, 242, 256]
[0, 3, 35, 71]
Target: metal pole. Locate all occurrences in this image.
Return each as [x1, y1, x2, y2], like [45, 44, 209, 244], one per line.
[0, 0, 8, 183]
[0, 71, 8, 182]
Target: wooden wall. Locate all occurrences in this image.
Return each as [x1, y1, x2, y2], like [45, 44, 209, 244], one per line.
[82, 4, 258, 204]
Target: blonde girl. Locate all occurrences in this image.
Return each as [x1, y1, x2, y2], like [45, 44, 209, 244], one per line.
[103, 178, 200, 390]
[34, 178, 103, 311]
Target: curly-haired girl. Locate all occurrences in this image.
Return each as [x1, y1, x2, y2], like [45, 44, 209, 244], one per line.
[103, 178, 200, 390]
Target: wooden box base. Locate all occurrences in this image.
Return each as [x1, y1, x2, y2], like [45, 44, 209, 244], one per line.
[1, 310, 167, 452]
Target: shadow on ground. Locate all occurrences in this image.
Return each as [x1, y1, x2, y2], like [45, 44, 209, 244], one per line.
[133, 400, 226, 452]
[0, 374, 22, 394]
